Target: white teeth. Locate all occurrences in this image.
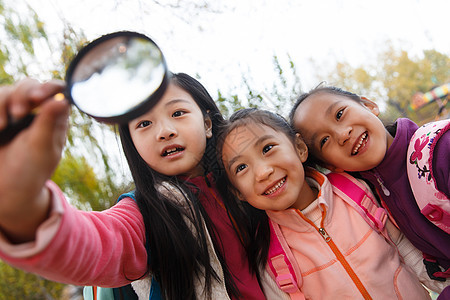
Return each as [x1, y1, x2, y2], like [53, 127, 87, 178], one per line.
[352, 132, 367, 155]
[164, 147, 180, 156]
[264, 177, 286, 195]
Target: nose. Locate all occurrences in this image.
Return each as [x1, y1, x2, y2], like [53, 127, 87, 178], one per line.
[255, 163, 274, 182]
[156, 121, 177, 141]
[335, 125, 352, 145]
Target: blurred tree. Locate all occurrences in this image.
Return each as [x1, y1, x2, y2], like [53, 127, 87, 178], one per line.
[216, 45, 449, 130]
[0, 263, 65, 300]
[0, 1, 69, 297]
[323, 45, 450, 125]
[216, 54, 303, 118]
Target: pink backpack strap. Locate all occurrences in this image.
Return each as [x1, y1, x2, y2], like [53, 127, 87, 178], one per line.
[407, 119, 450, 234]
[327, 172, 388, 235]
[267, 219, 305, 300]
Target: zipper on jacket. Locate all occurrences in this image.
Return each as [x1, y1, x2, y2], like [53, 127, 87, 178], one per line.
[296, 206, 373, 300]
[318, 228, 331, 242]
[373, 171, 390, 196]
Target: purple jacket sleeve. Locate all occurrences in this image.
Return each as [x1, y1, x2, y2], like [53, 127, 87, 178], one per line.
[0, 181, 148, 288]
[432, 128, 449, 198]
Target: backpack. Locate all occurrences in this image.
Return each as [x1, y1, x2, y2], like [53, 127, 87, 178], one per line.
[407, 119, 450, 281]
[406, 119, 450, 234]
[83, 191, 162, 300]
[266, 172, 390, 299]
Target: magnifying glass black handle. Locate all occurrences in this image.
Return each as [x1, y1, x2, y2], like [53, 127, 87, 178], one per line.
[0, 114, 35, 146]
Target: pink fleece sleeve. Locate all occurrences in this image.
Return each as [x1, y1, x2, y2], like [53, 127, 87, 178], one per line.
[0, 181, 148, 288]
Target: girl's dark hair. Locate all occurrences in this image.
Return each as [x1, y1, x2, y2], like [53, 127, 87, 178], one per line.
[216, 108, 298, 279]
[118, 73, 243, 299]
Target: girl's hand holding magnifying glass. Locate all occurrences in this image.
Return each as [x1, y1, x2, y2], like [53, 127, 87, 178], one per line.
[0, 78, 70, 243]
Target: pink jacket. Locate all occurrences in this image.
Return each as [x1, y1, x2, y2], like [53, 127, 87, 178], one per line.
[267, 169, 431, 299]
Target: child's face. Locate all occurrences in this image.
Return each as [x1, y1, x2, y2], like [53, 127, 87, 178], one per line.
[222, 122, 315, 211]
[129, 83, 212, 177]
[292, 92, 393, 172]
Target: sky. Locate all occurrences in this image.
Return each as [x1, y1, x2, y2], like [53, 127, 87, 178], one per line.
[19, 0, 450, 103]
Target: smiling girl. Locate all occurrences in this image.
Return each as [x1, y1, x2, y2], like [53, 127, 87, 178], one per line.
[290, 85, 449, 294]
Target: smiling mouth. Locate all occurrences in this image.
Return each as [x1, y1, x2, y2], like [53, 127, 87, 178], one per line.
[352, 131, 368, 155]
[263, 177, 286, 195]
[162, 147, 185, 157]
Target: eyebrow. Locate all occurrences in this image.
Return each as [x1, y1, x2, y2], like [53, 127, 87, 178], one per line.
[165, 99, 192, 107]
[226, 134, 274, 172]
[326, 101, 341, 116]
[130, 99, 192, 128]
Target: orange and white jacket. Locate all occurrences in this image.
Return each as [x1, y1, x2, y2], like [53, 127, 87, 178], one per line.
[265, 169, 438, 300]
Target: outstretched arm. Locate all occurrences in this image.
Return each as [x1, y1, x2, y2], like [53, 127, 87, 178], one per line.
[0, 78, 70, 243]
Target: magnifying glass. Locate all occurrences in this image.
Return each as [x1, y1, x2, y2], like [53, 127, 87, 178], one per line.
[0, 31, 169, 145]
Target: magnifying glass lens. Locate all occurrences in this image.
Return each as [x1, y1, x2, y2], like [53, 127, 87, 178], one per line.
[0, 31, 168, 145]
[66, 31, 169, 123]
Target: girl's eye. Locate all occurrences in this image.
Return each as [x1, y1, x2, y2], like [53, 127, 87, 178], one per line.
[235, 164, 247, 174]
[336, 108, 344, 120]
[172, 110, 186, 117]
[320, 136, 329, 149]
[262, 144, 274, 154]
[138, 120, 152, 128]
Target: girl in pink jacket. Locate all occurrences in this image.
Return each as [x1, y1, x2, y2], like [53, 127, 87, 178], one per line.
[218, 108, 447, 299]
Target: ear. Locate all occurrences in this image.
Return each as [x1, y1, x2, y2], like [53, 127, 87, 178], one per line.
[360, 97, 380, 116]
[295, 133, 309, 163]
[235, 190, 246, 202]
[204, 115, 212, 138]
